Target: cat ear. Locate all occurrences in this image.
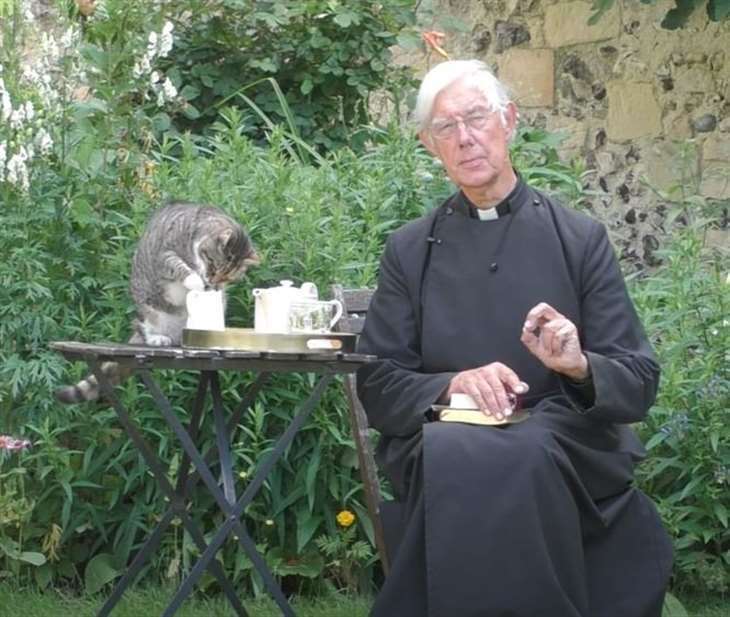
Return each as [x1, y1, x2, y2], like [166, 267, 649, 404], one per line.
[219, 228, 234, 247]
[243, 249, 261, 267]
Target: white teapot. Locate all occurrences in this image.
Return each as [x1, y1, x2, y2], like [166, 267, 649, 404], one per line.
[252, 280, 318, 333]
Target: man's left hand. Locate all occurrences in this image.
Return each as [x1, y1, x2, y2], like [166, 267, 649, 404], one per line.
[520, 302, 589, 381]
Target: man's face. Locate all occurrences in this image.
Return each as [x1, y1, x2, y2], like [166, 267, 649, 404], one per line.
[419, 77, 517, 199]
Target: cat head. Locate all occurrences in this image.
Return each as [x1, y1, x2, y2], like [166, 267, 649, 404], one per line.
[198, 226, 260, 289]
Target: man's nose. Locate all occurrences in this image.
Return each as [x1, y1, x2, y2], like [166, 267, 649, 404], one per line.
[456, 120, 474, 145]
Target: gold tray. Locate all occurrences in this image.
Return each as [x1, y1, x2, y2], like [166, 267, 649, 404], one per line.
[182, 328, 357, 353]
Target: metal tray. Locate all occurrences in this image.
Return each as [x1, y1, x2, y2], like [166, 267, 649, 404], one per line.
[182, 328, 357, 353]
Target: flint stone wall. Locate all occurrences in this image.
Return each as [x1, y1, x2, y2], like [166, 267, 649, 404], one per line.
[401, 0, 729, 271]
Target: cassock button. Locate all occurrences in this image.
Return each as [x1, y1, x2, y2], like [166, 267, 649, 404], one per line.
[533, 198, 540, 206]
[436, 239, 443, 245]
[489, 262, 498, 272]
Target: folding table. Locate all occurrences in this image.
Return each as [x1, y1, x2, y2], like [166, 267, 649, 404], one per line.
[50, 341, 374, 617]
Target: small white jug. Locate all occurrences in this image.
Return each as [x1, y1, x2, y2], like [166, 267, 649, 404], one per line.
[186, 289, 225, 331]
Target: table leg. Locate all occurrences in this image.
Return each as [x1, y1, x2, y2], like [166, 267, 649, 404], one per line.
[211, 372, 237, 505]
[91, 362, 248, 616]
[142, 372, 335, 617]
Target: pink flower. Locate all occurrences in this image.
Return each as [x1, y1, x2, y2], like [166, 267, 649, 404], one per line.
[0, 435, 32, 451]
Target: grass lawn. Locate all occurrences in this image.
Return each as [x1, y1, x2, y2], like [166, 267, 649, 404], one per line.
[0, 585, 370, 617]
[0, 585, 727, 616]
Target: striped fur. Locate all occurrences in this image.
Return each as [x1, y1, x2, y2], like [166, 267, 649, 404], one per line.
[55, 202, 258, 404]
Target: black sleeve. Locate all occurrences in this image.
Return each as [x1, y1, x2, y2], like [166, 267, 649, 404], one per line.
[560, 223, 660, 423]
[356, 236, 455, 437]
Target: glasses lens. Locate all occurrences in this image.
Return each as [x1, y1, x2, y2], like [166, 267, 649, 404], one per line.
[431, 120, 456, 140]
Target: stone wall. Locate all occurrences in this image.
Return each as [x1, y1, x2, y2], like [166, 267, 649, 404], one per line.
[405, 0, 729, 269]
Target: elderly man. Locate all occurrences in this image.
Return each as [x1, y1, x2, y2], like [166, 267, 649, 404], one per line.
[356, 60, 673, 617]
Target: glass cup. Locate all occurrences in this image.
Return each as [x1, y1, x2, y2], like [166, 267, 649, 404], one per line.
[288, 300, 343, 334]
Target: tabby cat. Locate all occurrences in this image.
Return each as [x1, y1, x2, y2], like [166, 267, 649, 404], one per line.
[55, 201, 259, 404]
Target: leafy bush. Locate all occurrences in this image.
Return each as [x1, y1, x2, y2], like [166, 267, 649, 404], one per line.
[633, 224, 729, 594]
[77, 0, 418, 151]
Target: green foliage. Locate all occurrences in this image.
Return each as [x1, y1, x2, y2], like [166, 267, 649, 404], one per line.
[100, 0, 419, 151]
[589, 0, 730, 28]
[632, 201, 729, 593]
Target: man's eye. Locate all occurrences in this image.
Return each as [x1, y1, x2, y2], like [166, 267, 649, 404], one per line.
[467, 113, 488, 127]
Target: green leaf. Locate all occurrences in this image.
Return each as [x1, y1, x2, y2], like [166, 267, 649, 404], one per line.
[183, 104, 200, 120]
[179, 84, 201, 101]
[18, 552, 47, 567]
[152, 112, 171, 133]
[662, 591, 689, 617]
[296, 513, 323, 553]
[70, 198, 93, 228]
[334, 10, 359, 27]
[0, 538, 20, 560]
[714, 503, 728, 528]
[300, 79, 314, 95]
[85, 553, 121, 595]
[708, 0, 730, 20]
[645, 431, 669, 450]
[34, 564, 53, 588]
[710, 431, 719, 453]
[661, 0, 701, 29]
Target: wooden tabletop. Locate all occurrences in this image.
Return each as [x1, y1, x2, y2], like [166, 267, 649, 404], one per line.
[50, 341, 375, 374]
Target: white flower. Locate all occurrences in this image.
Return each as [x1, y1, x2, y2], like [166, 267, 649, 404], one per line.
[159, 21, 174, 57]
[0, 141, 6, 181]
[22, 0, 34, 23]
[134, 55, 151, 79]
[36, 129, 53, 155]
[162, 77, 177, 100]
[156, 89, 165, 107]
[1, 90, 11, 122]
[6, 151, 30, 191]
[9, 106, 26, 130]
[147, 32, 159, 56]
[150, 70, 161, 85]
[24, 101, 35, 122]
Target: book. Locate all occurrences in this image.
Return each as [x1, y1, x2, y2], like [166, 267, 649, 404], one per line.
[432, 406, 530, 426]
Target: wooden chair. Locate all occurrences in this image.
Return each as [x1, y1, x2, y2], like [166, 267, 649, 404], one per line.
[331, 285, 391, 576]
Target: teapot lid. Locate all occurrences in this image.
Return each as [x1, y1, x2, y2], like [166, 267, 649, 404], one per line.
[279, 280, 294, 287]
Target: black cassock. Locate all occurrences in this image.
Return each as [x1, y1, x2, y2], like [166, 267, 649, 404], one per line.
[356, 179, 673, 617]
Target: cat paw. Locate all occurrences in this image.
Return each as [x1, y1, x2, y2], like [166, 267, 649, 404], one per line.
[146, 334, 172, 346]
[183, 272, 205, 291]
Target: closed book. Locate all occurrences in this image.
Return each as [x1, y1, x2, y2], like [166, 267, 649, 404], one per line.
[432, 406, 530, 426]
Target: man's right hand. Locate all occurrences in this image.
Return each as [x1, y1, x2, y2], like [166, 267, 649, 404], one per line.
[445, 363, 528, 420]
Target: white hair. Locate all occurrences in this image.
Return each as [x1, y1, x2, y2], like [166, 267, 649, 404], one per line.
[414, 60, 513, 132]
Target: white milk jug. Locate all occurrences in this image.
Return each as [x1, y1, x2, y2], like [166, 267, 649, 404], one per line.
[186, 289, 225, 331]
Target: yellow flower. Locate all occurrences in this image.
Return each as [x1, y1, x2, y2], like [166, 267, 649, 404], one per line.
[336, 510, 355, 528]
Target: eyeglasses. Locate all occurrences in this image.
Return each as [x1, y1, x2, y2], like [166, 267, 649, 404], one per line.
[429, 111, 492, 141]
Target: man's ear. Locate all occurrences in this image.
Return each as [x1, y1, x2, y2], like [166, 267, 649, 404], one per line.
[419, 130, 439, 157]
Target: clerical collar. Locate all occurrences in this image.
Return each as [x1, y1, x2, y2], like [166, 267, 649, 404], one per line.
[454, 175, 527, 221]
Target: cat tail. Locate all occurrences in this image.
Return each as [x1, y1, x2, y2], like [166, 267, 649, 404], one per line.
[54, 331, 143, 404]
